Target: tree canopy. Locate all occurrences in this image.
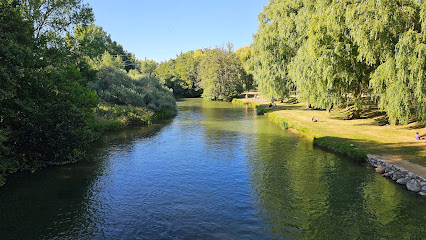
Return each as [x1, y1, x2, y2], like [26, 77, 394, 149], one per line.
[250, 0, 426, 124]
[154, 50, 203, 97]
[0, 0, 176, 185]
[198, 46, 245, 101]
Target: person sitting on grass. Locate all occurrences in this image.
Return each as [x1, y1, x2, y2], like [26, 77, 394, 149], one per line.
[311, 116, 319, 122]
[415, 132, 426, 140]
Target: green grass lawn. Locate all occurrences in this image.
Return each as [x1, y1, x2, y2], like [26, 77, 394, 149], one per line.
[234, 98, 426, 169]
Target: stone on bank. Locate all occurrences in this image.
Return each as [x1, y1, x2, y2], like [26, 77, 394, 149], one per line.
[367, 155, 426, 196]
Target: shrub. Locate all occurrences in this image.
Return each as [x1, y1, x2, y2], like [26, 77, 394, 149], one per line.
[88, 66, 176, 112]
[256, 105, 266, 115]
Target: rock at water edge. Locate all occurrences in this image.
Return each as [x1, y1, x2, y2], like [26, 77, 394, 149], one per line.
[406, 179, 421, 192]
[396, 178, 409, 185]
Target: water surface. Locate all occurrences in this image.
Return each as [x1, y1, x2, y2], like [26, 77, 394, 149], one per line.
[1, 98, 425, 239]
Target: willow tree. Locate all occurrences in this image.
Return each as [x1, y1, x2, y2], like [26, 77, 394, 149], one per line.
[371, 30, 426, 124]
[289, 1, 373, 113]
[346, 0, 423, 124]
[249, 0, 313, 99]
[198, 46, 245, 101]
[253, 0, 425, 123]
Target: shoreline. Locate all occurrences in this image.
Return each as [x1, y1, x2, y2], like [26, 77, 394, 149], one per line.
[232, 98, 426, 196]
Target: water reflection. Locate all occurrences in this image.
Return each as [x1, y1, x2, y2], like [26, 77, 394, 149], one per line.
[243, 105, 426, 239]
[0, 99, 424, 240]
[0, 124, 168, 240]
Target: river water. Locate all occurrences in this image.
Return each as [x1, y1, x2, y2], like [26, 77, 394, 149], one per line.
[1, 98, 425, 239]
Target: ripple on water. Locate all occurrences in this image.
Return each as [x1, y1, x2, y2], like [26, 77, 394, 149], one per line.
[0, 99, 425, 240]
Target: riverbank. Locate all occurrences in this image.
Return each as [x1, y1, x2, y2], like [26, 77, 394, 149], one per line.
[0, 105, 177, 187]
[93, 104, 177, 131]
[233, 98, 426, 195]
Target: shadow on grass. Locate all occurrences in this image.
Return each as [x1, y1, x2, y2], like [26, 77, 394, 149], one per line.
[314, 136, 426, 166]
[331, 108, 390, 126]
[407, 122, 426, 130]
[268, 105, 303, 112]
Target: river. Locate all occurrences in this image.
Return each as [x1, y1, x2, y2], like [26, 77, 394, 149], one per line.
[1, 98, 425, 239]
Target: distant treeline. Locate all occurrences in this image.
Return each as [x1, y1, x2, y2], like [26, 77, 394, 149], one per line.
[0, 0, 176, 185]
[248, 0, 426, 124]
[155, 0, 426, 125]
[153, 44, 254, 101]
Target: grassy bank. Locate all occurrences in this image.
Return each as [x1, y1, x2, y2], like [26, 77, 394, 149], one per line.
[93, 104, 177, 131]
[233, 98, 426, 170]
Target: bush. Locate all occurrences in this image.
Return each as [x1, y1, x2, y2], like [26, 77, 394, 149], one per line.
[94, 104, 158, 128]
[88, 66, 176, 112]
[256, 105, 266, 115]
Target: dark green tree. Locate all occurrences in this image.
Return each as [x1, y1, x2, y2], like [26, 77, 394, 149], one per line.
[155, 50, 203, 97]
[0, 0, 99, 185]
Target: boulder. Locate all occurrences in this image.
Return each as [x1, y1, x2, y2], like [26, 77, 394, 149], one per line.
[396, 178, 409, 185]
[391, 172, 403, 180]
[406, 179, 421, 192]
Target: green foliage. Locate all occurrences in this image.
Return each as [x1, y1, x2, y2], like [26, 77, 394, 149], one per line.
[0, 1, 177, 186]
[87, 51, 126, 70]
[198, 45, 245, 101]
[137, 59, 158, 75]
[256, 105, 266, 115]
[154, 50, 203, 97]
[66, 23, 136, 72]
[314, 137, 367, 162]
[89, 66, 176, 112]
[94, 104, 154, 127]
[20, 0, 94, 39]
[0, 1, 100, 184]
[251, 0, 426, 124]
[236, 46, 255, 91]
[65, 23, 112, 59]
[371, 30, 426, 124]
[249, 0, 307, 99]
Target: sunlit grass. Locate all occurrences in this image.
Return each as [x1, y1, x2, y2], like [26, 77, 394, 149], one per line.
[233, 99, 426, 168]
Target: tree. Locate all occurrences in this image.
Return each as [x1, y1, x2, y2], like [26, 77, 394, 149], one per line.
[249, 0, 310, 99]
[370, 30, 426, 124]
[0, 1, 99, 184]
[289, 1, 373, 113]
[20, 0, 94, 39]
[348, 0, 424, 124]
[251, 0, 426, 123]
[65, 23, 136, 72]
[154, 50, 203, 97]
[88, 66, 176, 112]
[236, 46, 255, 91]
[0, 0, 35, 179]
[198, 45, 245, 101]
[137, 59, 158, 76]
[65, 23, 112, 59]
[87, 51, 126, 70]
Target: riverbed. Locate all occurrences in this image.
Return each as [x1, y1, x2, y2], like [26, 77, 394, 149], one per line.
[1, 98, 425, 239]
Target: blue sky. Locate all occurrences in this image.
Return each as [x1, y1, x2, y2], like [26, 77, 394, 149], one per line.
[85, 0, 268, 63]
